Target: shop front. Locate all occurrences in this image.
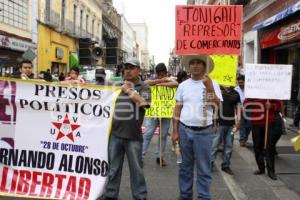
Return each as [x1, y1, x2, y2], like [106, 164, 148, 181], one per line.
[254, 2, 300, 117]
[0, 34, 36, 77]
[37, 24, 78, 78]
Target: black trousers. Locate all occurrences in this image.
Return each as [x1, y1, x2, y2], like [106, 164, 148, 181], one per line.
[252, 124, 277, 173]
[294, 104, 300, 127]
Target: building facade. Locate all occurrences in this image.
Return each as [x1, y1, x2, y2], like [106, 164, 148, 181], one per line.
[120, 15, 136, 60]
[37, 0, 103, 75]
[0, 0, 37, 77]
[168, 48, 181, 76]
[243, 0, 300, 117]
[130, 23, 150, 70]
[98, 0, 122, 69]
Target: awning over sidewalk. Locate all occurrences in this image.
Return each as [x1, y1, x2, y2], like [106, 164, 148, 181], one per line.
[252, 1, 300, 30]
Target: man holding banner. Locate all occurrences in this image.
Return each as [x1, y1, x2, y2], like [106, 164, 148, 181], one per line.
[143, 63, 178, 166]
[173, 55, 222, 200]
[211, 85, 240, 175]
[103, 58, 151, 200]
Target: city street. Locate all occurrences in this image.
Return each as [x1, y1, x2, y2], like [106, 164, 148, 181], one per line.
[2, 122, 299, 200]
[117, 121, 300, 200]
[1, 0, 300, 199]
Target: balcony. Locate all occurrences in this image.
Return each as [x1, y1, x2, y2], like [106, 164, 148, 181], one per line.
[42, 9, 95, 40]
[43, 9, 61, 29]
[60, 19, 73, 35]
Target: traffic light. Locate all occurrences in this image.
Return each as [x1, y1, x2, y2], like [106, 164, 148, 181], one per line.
[79, 38, 103, 65]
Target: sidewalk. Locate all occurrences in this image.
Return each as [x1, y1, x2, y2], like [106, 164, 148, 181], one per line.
[244, 117, 300, 197]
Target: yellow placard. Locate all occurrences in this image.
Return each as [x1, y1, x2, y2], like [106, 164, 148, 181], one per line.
[145, 86, 177, 118]
[209, 55, 238, 86]
[291, 135, 300, 152]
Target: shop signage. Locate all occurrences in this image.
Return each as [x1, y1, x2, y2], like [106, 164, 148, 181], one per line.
[260, 20, 300, 49]
[56, 47, 64, 59]
[278, 21, 300, 40]
[0, 35, 36, 52]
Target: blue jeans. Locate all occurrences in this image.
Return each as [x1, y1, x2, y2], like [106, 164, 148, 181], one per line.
[239, 117, 252, 143]
[105, 135, 147, 200]
[178, 123, 213, 200]
[142, 118, 171, 158]
[211, 126, 234, 168]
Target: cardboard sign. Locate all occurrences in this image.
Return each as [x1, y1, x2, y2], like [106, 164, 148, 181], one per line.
[176, 5, 243, 55]
[245, 64, 293, 100]
[145, 86, 177, 118]
[209, 55, 238, 86]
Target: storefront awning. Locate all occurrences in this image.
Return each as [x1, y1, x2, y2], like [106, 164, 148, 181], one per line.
[252, 1, 300, 30]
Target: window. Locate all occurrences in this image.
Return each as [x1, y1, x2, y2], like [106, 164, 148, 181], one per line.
[86, 14, 89, 32]
[45, 0, 51, 22]
[73, 5, 77, 33]
[92, 19, 95, 37]
[61, 0, 66, 28]
[97, 23, 100, 38]
[0, 0, 28, 30]
[80, 10, 83, 33]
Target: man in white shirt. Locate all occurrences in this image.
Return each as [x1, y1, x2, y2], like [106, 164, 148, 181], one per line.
[173, 55, 222, 200]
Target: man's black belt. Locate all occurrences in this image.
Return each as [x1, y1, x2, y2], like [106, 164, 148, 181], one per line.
[180, 122, 212, 131]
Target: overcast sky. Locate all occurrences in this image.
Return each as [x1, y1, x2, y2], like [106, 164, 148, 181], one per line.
[113, 0, 187, 65]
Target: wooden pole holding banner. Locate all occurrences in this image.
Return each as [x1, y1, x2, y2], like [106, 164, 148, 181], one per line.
[155, 85, 163, 167]
[264, 99, 270, 149]
[159, 118, 163, 167]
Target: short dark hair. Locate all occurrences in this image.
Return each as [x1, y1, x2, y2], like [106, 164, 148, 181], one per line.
[70, 66, 80, 75]
[177, 71, 188, 83]
[20, 60, 32, 68]
[237, 75, 245, 81]
[155, 63, 167, 74]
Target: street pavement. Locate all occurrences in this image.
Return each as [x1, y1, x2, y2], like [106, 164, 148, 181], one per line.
[0, 118, 299, 200]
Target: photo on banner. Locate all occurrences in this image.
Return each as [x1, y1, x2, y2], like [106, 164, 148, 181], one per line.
[0, 78, 121, 200]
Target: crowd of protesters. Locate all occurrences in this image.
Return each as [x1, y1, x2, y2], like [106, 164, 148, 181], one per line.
[9, 57, 298, 200]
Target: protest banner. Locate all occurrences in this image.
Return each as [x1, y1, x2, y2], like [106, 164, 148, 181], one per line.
[176, 5, 243, 55]
[145, 86, 176, 118]
[0, 78, 121, 200]
[209, 55, 238, 86]
[245, 64, 293, 100]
